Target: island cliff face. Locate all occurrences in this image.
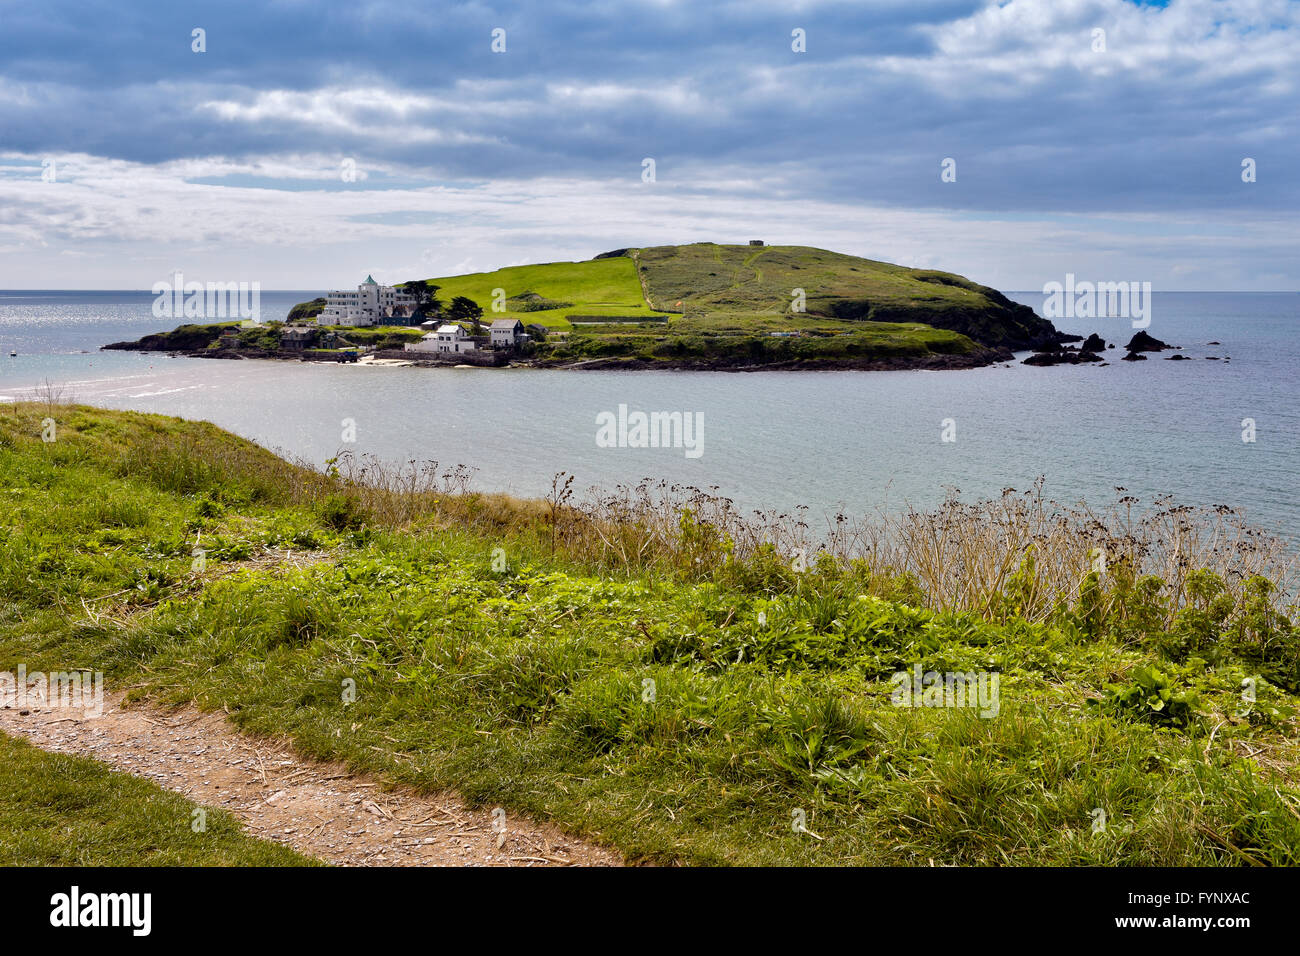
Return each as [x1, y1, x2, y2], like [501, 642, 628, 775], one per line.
[105, 242, 1072, 371]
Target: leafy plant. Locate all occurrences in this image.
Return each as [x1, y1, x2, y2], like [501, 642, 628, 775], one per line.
[1094, 664, 1202, 728]
[761, 697, 875, 778]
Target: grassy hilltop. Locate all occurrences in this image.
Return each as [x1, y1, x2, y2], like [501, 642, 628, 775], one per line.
[2, 404, 1299, 865]
[629, 243, 1057, 348]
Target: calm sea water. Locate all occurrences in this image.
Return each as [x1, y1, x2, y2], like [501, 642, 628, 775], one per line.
[1, 290, 1296, 541]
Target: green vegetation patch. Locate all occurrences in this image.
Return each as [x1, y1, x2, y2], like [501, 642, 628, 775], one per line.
[0, 733, 314, 866]
[634, 243, 1056, 348]
[404, 257, 657, 330]
[335, 326, 423, 348]
[287, 297, 327, 323]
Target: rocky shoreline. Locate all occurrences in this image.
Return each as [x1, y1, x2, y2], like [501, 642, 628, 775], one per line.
[104, 331, 1216, 374]
[101, 340, 1015, 373]
[533, 345, 1014, 372]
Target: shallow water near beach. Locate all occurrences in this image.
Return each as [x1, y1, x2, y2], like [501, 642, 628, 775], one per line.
[1, 290, 1296, 542]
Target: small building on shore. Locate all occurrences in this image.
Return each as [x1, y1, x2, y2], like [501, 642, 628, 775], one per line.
[407, 324, 475, 354]
[280, 326, 316, 350]
[490, 318, 526, 349]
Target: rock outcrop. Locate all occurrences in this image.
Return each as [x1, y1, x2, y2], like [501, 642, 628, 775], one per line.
[1125, 331, 1174, 352]
[1022, 349, 1103, 366]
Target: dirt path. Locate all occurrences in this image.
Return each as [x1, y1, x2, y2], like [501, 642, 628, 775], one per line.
[0, 688, 621, 867]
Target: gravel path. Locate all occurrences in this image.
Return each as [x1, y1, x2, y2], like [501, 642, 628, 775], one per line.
[0, 687, 621, 867]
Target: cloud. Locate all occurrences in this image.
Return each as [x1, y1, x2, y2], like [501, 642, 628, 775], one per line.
[0, 151, 1293, 290]
[0, 0, 1294, 288]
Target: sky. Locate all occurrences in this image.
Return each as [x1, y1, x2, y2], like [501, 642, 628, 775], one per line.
[0, 0, 1295, 291]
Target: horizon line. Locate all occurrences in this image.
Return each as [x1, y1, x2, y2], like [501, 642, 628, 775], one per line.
[0, 288, 1297, 295]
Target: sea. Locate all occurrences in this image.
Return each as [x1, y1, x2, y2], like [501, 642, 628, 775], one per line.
[1, 290, 1296, 543]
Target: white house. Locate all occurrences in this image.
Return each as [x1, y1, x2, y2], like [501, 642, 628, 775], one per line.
[490, 318, 525, 349]
[406, 324, 475, 354]
[317, 275, 417, 326]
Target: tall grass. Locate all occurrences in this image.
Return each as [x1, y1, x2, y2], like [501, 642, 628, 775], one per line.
[4, 401, 1293, 628]
[324, 443, 1296, 628]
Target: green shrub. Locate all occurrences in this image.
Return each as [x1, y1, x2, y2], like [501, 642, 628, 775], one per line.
[1093, 664, 1202, 728]
[318, 493, 367, 532]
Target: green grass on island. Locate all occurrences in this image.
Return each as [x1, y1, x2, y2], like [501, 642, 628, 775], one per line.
[2, 404, 1299, 865]
[0, 732, 314, 866]
[416, 255, 665, 329]
[630, 244, 1053, 346]
[114, 243, 1065, 368]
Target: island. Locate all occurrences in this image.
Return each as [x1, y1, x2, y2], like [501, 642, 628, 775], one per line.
[104, 242, 1078, 370]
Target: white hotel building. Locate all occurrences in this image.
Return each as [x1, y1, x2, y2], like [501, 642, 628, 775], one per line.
[316, 275, 417, 326]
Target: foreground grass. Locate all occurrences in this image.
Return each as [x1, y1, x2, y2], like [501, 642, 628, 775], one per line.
[0, 733, 313, 866]
[2, 403, 1298, 865]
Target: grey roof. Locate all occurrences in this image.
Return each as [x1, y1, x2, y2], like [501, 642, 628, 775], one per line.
[490, 318, 523, 330]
